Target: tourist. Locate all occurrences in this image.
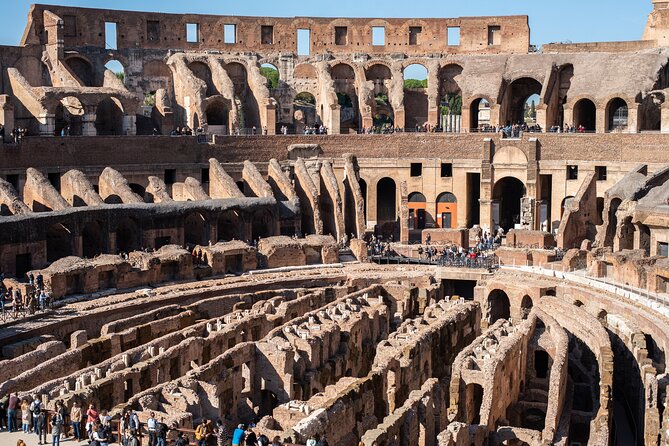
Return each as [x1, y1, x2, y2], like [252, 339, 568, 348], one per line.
[195, 419, 211, 446]
[92, 420, 111, 446]
[215, 418, 229, 446]
[244, 427, 257, 446]
[7, 392, 19, 432]
[34, 408, 46, 445]
[70, 401, 82, 440]
[156, 418, 168, 446]
[86, 403, 99, 437]
[50, 408, 64, 446]
[0, 393, 8, 431]
[126, 429, 140, 446]
[147, 411, 158, 446]
[129, 410, 140, 433]
[119, 411, 131, 445]
[20, 399, 31, 433]
[231, 424, 245, 446]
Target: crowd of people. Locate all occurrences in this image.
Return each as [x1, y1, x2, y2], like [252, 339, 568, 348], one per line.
[0, 272, 52, 317]
[0, 125, 29, 143]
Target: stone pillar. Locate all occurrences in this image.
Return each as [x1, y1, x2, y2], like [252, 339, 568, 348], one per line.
[661, 103, 669, 133]
[38, 113, 55, 136]
[535, 104, 547, 131]
[563, 106, 574, 128]
[628, 104, 639, 133]
[264, 101, 276, 135]
[82, 106, 97, 136]
[489, 105, 501, 128]
[330, 105, 341, 135]
[122, 114, 136, 136]
[596, 105, 606, 133]
[74, 235, 83, 258]
[426, 63, 440, 129]
[0, 95, 14, 142]
[400, 181, 409, 244]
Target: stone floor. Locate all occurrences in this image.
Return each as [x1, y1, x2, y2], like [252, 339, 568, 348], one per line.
[0, 430, 94, 446]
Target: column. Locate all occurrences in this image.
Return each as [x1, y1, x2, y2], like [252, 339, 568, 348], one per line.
[0, 95, 14, 142]
[82, 105, 97, 136]
[122, 114, 136, 136]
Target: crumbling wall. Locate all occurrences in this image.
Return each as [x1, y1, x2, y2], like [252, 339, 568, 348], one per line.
[208, 158, 245, 199]
[60, 169, 104, 206]
[0, 178, 31, 215]
[145, 176, 173, 203]
[99, 167, 144, 204]
[242, 160, 274, 198]
[23, 167, 70, 211]
[172, 177, 210, 201]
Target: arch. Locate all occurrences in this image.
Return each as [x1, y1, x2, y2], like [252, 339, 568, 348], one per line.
[260, 63, 279, 89]
[640, 93, 662, 131]
[359, 179, 368, 223]
[65, 56, 94, 87]
[561, 195, 575, 219]
[128, 183, 146, 200]
[224, 62, 260, 129]
[403, 63, 429, 129]
[376, 178, 397, 223]
[492, 146, 528, 165]
[293, 92, 318, 129]
[332, 63, 359, 133]
[573, 98, 596, 131]
[81, 220, 105, 258]
[436, 192, 457, 228]
[47, 223, 73, 262]
[205, 101, 229, 127]
[252, 209, 274, 240]
[95, 97, 124, 135]
[408, 192, 427, 231]
[293, 63, 317, 79]
[438, 64, 463, 131]
[502, 77, 543, 126]
[188, 61, 218, 97]
[54, 96, 84, 136]
[366, 64, 394, 129]
[520, 295, 533, 320]
[606, 97, 629, 132]
[487, 289, 510, 324]
[105, 60, 125, 85]
[116, 217, 141, 253]
[604, 197, 623, 247]
[217, 210, 243, 242]
[184, 212, 208, 247]
[465, 383, 484, 424]
[469, 98, 491, 131]
[492, 177, 527, 232]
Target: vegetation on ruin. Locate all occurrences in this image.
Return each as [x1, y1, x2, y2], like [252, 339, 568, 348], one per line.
[260, 66, 279, 89]
[337, 92, 353, 108]
[404, 79, 427, 89]
[440, 94, 462, 116]
[294, 92, 316, 106]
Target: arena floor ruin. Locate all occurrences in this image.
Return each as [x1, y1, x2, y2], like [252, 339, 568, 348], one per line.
[4, 2, 669, 446]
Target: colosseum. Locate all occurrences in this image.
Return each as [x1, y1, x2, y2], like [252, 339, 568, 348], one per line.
[2, 2, 669, 446]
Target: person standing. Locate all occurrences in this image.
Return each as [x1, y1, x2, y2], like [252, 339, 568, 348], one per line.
[215, 419, 229, 446]
[7, 392, 19, 432]
[20, 399, 31, 433]
[34, 408, 47, 445]
[51, 409, 64, 446]
[231, 424, 245, 446]
[70, 401, 82, 441]
[156, 418, 168, 446]
[86, 404, 99, 437]
[147, 412, 158, 446]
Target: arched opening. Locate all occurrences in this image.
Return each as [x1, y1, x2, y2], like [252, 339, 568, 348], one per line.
[492, 177, 526, 232]
[605, 198, 622, 247]
[65, 57, 94, 87]
[184, 212, 208, 248]
[534, 350, 549, 379]
[128, 184, 146, 201]
[293, 92, 318, 131]
[436, 192, 457, 229]
[408, 192, 427, 231]
[252, 209, 273, 240]
[377, 177, 397, 239]
[487, 289, 511, 324]
[403, 63, 429, 130]
[105, 60, 125, 85]
[618, 217, 635, 251]
[217, 211, 243, 242]
[343, 179, 358, 237]
[470, 98, 491, 132]
[54, 96, 84, 136]
[561, 196, 575, 219]
[573, 99, 596, 132]
[82, 220, 105, 258]
[260, 63, 279, 89]
[503, 77, 542, 126]
[188, 61, 218, 97]
[438, 64, 463, 132]
[225, 62, 260, 130]
[606, 98, 629, 132]
[640, 93, 662, 131]
[47, 223, 73, 262]
[520, 295, 533, 320]
[205, 101, 229, 134]
[365, 64, 394, 130]
[95, 97, 124, 135]
[116, 218, 141, 253]
[332, 63, 359, 133]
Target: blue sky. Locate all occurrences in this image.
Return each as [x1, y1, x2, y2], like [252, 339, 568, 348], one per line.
[4, 0, 652, 80]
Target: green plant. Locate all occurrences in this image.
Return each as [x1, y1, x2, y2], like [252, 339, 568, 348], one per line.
[374, 94, 389, 106]
[294, 92, 316, 106]
[260, 66, 279, 89]
[440, 94, 462, 115]
[115, 72, 125, 83]
[143, 93, 156, 107]
[404, 79, 427, 89]
[337, 92, 353, 107]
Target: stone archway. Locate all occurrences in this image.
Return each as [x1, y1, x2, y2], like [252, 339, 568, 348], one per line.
[492, 177, 527, 232]
[487, 289, 511, 324]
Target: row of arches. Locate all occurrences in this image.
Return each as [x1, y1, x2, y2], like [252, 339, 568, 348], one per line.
[53, 96, 125, 136]
[44, 209, 276, 264]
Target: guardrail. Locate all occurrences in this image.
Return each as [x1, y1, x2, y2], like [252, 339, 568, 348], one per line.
[501, 264, 669, 319]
